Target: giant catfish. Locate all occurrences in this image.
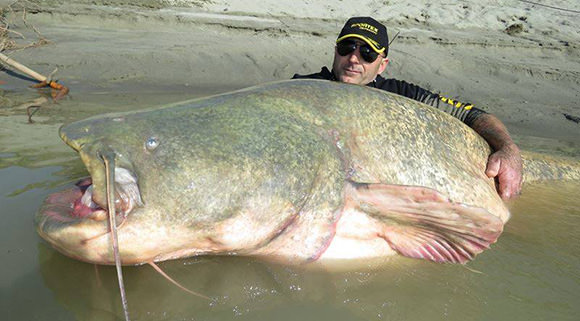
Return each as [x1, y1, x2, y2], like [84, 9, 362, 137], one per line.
[36, 79, 580, 266]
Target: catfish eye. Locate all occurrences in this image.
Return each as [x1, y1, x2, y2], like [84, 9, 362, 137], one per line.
[145, 137, 159, 151]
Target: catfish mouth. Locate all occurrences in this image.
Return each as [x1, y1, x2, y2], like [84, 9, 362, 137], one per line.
[37, 167, 143, 238]
[42, 177, 108, 224]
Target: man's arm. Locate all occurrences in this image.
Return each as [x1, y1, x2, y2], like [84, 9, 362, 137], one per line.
[469, 113, 523, 200]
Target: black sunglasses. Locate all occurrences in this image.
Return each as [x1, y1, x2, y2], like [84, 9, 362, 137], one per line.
[336, 40, 383, 63]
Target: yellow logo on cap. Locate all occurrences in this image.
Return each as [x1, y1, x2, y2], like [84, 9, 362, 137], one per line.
[351, 23, 378, 35]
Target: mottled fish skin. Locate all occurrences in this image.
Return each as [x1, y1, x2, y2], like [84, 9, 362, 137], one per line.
[239, 80, 509, 222]
[35, 80, 579, 265]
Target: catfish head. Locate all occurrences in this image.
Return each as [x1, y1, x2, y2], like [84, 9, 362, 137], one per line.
[36, 112, 160, 264]
[35, 108, 254, 265]
[35, 97, 333, 265]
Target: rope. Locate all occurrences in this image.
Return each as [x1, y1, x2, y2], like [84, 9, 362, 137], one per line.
[517, 0, 580, 14]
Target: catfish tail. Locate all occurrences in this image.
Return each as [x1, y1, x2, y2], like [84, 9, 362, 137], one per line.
[522, 151, 580, 183]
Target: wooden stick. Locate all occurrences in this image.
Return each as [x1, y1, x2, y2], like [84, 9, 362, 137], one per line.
[0, 52, 47, 82]
[0, 52, 70, 99]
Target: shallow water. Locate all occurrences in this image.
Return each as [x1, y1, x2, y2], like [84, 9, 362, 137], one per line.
[1, 89, 579, 321]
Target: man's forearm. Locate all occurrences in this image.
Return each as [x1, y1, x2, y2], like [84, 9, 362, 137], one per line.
[469, 113, 517, 152]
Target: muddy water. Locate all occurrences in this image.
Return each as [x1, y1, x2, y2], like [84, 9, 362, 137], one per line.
[1, 89, 579, 321]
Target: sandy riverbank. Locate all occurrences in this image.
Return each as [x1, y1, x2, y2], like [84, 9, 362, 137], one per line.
[1, 0, 579, 155]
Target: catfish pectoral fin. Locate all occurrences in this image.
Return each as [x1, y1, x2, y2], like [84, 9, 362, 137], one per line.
[349, 182, 505, 264]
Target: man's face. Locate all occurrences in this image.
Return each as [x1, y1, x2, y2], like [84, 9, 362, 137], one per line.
[332, 38, 389, 85]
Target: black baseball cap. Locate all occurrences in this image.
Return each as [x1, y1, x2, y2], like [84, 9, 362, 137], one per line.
[337, 17, 389, 56]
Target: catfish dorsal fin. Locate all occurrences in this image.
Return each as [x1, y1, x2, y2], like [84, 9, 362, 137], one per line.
[349, 182, 505, 264]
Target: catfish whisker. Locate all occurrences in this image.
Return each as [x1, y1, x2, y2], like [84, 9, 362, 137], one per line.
[148, 261, 211, 300]
[102, 151, 131, 321]
[80, 215, 128, 245]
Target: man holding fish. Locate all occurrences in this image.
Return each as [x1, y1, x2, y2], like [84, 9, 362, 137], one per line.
[294, 16, 523, 200]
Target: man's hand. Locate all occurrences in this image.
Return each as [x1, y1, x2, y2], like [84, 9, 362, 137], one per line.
[485, 144, 523, 200]
[469, 113, 523, 200]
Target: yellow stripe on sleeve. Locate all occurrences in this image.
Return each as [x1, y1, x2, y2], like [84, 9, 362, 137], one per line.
[440, 96, 474, 111]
